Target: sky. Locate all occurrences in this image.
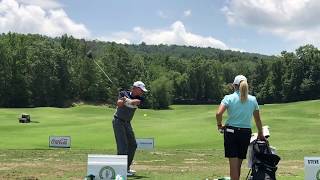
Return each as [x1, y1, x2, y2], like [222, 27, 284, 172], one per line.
[1, 0, 320, 55]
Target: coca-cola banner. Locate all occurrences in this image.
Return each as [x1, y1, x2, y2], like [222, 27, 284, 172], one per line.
[49, 136, 71, 148]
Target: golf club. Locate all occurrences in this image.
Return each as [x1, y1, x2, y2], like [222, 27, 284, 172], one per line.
[86, 50, 113, 84]
[86, 51, 140, 109]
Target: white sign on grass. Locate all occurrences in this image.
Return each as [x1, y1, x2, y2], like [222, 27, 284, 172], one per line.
[304, 157, 320, 180]
[87, 154, 127, 180]
[136, 138, 154, 150]
[49, 136, 71, 148]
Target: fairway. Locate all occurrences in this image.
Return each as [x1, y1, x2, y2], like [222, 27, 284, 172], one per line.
[0, 100, 319, 179]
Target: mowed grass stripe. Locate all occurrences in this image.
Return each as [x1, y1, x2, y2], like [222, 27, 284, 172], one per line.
[0, 101, 319, 151]
[0, 100, 319, 179]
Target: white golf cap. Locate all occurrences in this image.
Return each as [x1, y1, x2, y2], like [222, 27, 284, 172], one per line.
[232, 75, 247, 85]
[133, 81, 148, 92]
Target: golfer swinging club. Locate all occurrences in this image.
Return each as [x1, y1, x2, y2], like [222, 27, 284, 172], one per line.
[112, 81, 147, 176]
[216, 75, 265, 180]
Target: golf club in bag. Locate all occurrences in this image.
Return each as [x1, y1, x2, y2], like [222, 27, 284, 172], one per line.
[246, 139, 281, 180]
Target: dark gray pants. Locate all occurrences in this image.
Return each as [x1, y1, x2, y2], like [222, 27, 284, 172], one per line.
[112, 117, 137, 170]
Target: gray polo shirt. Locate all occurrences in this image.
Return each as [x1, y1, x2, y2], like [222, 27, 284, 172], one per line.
[114, 90, 144, 122]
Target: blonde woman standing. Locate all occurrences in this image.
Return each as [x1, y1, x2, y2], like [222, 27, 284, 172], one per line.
[216, 75, 265, 180]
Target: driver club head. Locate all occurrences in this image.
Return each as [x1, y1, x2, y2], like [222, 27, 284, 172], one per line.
[86, 50, 93, 59]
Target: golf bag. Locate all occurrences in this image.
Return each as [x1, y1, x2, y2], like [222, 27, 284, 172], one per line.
[247, 140, 281, 180]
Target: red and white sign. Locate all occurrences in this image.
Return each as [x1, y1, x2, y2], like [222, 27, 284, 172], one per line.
[49, 136, 71, 148]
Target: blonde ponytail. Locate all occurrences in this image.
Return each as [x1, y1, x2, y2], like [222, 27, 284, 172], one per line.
[239, 80, 248, 103]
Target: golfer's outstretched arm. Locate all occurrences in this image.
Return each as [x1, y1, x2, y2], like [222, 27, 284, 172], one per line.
[130, 99, 141, 106]
[117, 97, 126, 107]
[253, 110, 265, 140]
[216, 104, 226, 129]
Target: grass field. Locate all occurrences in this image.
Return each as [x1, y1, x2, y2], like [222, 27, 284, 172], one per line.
[0, 100, 319, 179]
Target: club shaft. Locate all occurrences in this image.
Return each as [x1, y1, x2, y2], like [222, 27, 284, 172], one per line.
[93, 60, 113, 84]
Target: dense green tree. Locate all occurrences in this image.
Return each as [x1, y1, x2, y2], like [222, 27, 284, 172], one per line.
[150, 76, 174, 109]
[0, 33, 319, 108]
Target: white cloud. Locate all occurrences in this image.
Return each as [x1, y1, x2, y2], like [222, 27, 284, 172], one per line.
[100, 21, 229, 50]
[96, 31, 133, 44]
[183, 10, 191, 17]
[0, 0, 90, 38]
[16, 0, 62, 9]
[133, 21, 228, 49]
[222, 0, 320, 44]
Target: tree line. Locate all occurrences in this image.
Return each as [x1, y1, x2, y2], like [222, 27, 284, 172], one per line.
[0, 33, 319, 109]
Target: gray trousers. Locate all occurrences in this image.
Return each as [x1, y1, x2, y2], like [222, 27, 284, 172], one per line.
[112, 117, 137, 170]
